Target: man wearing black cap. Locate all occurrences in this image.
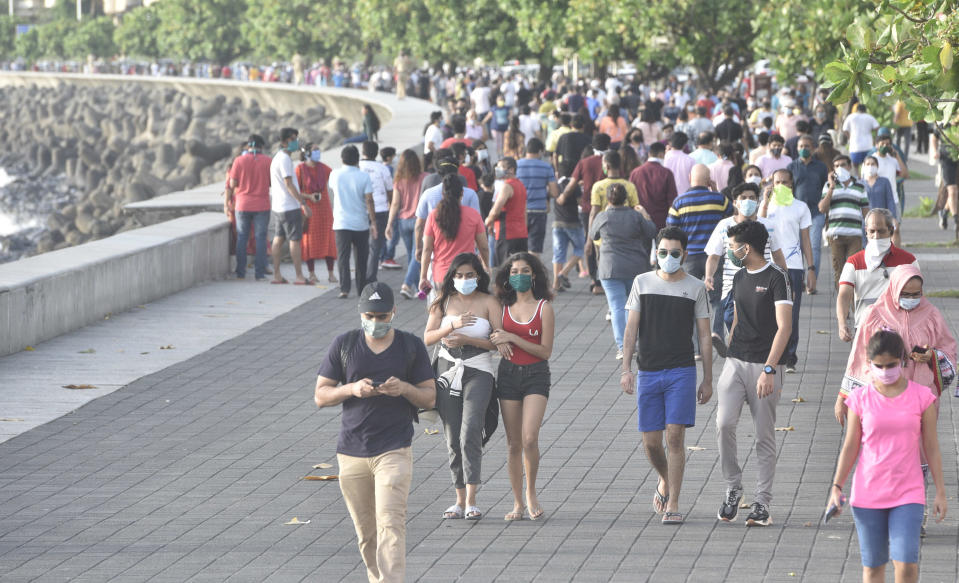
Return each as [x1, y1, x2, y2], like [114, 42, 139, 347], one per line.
[315, 282, 435, 583]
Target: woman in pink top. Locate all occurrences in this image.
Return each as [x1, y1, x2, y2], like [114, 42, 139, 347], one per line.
[385, 150, 427, 298]
[828, 329, 945, 583]
[420, 175, 489, 291]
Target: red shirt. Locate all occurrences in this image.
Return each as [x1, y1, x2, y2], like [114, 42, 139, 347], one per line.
[572, 155, 605, 213]
[229, 152, 272, 212]
[424, 206, 485, 279]
[629, 160, 679, 229]
[503, 299, 547, 364]
[440, 137, 471, 149]
[458, 165, 478, 191]
[494, 178, 528, 240]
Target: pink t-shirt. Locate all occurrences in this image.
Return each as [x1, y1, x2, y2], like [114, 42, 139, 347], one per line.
[846, 380, 936, 509]
[424, 206, 484, 280]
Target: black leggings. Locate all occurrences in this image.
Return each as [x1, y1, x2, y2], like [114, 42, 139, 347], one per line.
[306, 258, 335, 272]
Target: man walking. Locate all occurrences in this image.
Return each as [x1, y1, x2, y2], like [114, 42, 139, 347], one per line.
[621, 226, 712, 524]
[359, 141, 394, 284]
[663, 132, 696, 197]
[787, 134, 829, 284]
[330, 145, 377, 298]
[315, 282, 435, 583]
[229, 134, 272, 280]
[516, 138, 559, 258]
[716, 220, 792, 527]
[818, 154, 869, 289]
[270, 128, 311, 285]
[630, 141, 678, 230]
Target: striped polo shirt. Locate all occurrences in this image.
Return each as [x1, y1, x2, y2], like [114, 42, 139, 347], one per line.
[822, 181, 868, 237]
[666, 187, 731, 256]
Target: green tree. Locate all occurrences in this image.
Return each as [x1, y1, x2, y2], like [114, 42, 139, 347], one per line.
[243, 0, 363, 61]
[63, 16, 116, 59]
[422, 0, 531, 65]
[822, 0, 959, 150]
[15, 27, 40, 61]
[0, 16, 16, 59]
[499, 0, 570, 80]
[114, 4, 161, 59]
[35, 19, 73, 59]
[154, 0, 250, 66]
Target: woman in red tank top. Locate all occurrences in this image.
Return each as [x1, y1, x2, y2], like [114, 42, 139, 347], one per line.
[490, 252, 555, 522]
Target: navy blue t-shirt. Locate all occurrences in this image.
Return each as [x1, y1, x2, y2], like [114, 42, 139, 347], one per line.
[318, 330, 435, 457]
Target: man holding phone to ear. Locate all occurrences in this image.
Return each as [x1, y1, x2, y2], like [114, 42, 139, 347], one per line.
[315, 282, 435, 583]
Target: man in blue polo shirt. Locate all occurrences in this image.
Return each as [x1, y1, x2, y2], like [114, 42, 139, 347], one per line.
[516, 137, 558, 258]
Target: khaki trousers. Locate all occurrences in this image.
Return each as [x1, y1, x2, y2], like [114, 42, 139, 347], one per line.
[338, 446, 413, 583]
[716, 358, 782, 506]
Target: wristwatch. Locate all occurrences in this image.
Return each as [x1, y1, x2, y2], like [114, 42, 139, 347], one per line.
[763, 365, 776, 375]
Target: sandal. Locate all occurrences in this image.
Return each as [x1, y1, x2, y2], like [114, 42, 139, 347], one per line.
[653, 487, 669, 514]
[442, 504, 464, 519]
[308, 274, 319, 284]
[527, 507, 545, 521]
[504, 508, 525, 521]
[662, 512, 684, 525]
[465, 506, 483, 521]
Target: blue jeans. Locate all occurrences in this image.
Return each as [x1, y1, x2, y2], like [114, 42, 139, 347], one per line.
[785, 269, 804, 364]
[852, 504, 924, 567]
[382, 216, 399, 261]
[396, 217, 419, 289]
[600, 278, 633, 349]
[713, 292, 735, 338]
[235, 210, 270, 279]
[366, 211, 389, 282]
[810, 212, 826, 276]
[552, 226, 585, 265]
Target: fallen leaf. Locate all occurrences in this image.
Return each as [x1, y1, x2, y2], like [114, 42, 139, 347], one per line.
[284, 517, 311, 525]
[827, 535, 841, 540]
[788, 573, 796, 577]
[140, 351, 150, 355]
[816, 330, 830, 335]
[303, 475, 338, 481]
[203, 314, 228, 318]
[103, 313, 111, 320]
[803, 522, 812, 527]
[24, 346, 35, 351]
[424, 428, 440, 435]
[775, 426, 795, 431]
[313, 463, 333, 469]
[78, 348, 96, 354]
[160, 345, 174, 350]
[63, 384, 97, 390]
[0, 418, 25, 422]
[687, 446, 706, 451]
[740, 502, 751, 508]
[137, 305, 146, 309]
[791, 397, 806, 403]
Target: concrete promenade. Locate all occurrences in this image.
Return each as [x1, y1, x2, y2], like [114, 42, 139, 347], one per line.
[1, 162, 958, 582]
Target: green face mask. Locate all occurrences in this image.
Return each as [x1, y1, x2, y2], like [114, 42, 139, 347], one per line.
[798, 147, 811, 159]
[286, 139, 300, 153]
[509, 273, 532, 292]
[727, 245, 747, 268]
[771, 183, 795, 207]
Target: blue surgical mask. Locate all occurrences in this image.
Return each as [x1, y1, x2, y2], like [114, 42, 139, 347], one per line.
[658, 254, 682, 274]
[738, 198, 759, 217]
[899, 297, 921, 311]
[453, 278, 478, 295]
[310, 150, 322, 162]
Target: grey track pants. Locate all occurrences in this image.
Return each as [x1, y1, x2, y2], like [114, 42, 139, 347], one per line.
[435, 360, 494, 489]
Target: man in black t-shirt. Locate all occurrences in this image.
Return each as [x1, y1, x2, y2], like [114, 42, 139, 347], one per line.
[315, 283, 435, 582]
[555, 114, 593, 178]
[715, 221, 792, 528]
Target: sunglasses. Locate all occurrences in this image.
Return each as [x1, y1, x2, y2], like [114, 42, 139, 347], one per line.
[657, 249, 683, 259]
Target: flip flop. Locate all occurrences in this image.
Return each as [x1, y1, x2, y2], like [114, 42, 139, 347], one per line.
[271, 278, 289, 285]
[293, 280, 309, 285]
[465, 506, 483, 521]
[653, 488, 669, 514]
[504, 508, 525, 521]
[442, 504, 464, 519]
[662, 512, 684, 525]
[527, 507, 545, 521]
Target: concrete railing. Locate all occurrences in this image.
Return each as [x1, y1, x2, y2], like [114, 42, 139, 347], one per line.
[0, 213, 229, 357]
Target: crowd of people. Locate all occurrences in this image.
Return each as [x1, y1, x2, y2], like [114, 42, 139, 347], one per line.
[221, 69, 959, 583]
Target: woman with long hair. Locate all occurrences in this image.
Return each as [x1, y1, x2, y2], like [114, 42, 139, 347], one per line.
[490, 252, 555, 521]
[503, 115, 526, 160]
[420, 175, 490, 292]
[598, 104, 629, 148]
[295, 142, 337, 283]
[620, 129, 644, 177]
[424, 253, 503, 521]
[362, 104, 381, 142]
[386, 149, 427, 298]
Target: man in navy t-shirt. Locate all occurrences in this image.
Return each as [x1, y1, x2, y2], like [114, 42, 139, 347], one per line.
[315, 282, 435, 583]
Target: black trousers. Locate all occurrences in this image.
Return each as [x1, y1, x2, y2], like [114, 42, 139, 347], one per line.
[335, 229, 369, 295]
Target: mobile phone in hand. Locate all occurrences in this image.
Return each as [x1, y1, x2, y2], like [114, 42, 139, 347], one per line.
[912, 346, 927, 354]
[823, 494, 847, 524]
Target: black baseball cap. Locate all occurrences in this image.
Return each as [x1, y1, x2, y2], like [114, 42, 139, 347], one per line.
[357, 282, 394, 313]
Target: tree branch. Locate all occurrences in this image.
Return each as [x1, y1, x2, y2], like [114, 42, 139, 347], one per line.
[888, 3, 929, 25]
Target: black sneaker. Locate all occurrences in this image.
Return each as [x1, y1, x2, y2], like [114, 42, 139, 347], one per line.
[745, 502, 772, 526]
[939, 210, 948, 230]
[711, 334, 727, 359]
[717, 486, 744, 522]
[560, 274, 571, 289]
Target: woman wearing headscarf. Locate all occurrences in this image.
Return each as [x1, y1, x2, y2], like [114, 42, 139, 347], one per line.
[836, 264, 957, 425]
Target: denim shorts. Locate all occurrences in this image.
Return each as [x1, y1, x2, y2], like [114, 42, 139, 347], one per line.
[636, 366, 697, 432]
[851, 504, 924, 567]
[552, 226, 585, 265]
[497, 359, 550, 400]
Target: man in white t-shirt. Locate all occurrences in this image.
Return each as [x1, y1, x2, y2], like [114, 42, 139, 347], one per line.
[842, 103, 879, 166]
[704, 182, 786, 355]
[470, 78, 492, 119]
[270, 127, 310, 284]
[359, 141, 394, 284]
[759, 168, 814, 373]
[424, 111, 444, 154]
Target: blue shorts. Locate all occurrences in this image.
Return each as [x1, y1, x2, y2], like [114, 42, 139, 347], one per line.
[552, 226, 585, 265]
[636, 366, 697, 432]
[851, 504, 924, 567]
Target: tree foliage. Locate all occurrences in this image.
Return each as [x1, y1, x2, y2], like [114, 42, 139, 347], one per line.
[243, 0, 363, 61]
[822, 0, 959, 150]
[64, 17, 116, 59]
[0, 16, 16, 59]
[114, 4, 161, 60]
[154, 0, 250, 65]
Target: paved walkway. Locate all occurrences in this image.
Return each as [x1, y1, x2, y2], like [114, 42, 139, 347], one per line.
[1, 162, 958, 582]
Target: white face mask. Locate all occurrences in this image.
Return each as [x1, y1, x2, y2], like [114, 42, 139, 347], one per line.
[745, 175, 762, 185]
[477, 150, 489, 162]
[835, 167, 851, 183]
[863, 165, 878, 177]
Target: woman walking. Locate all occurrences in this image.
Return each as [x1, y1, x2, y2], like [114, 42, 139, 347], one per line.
[386, 149, 427, 298]
[296, 143, 337, 283]
[490, 253, 554, 521]
[420, 175, 489, 293]
[424, 253, 502, 521]
[827, 329, 946, 583]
